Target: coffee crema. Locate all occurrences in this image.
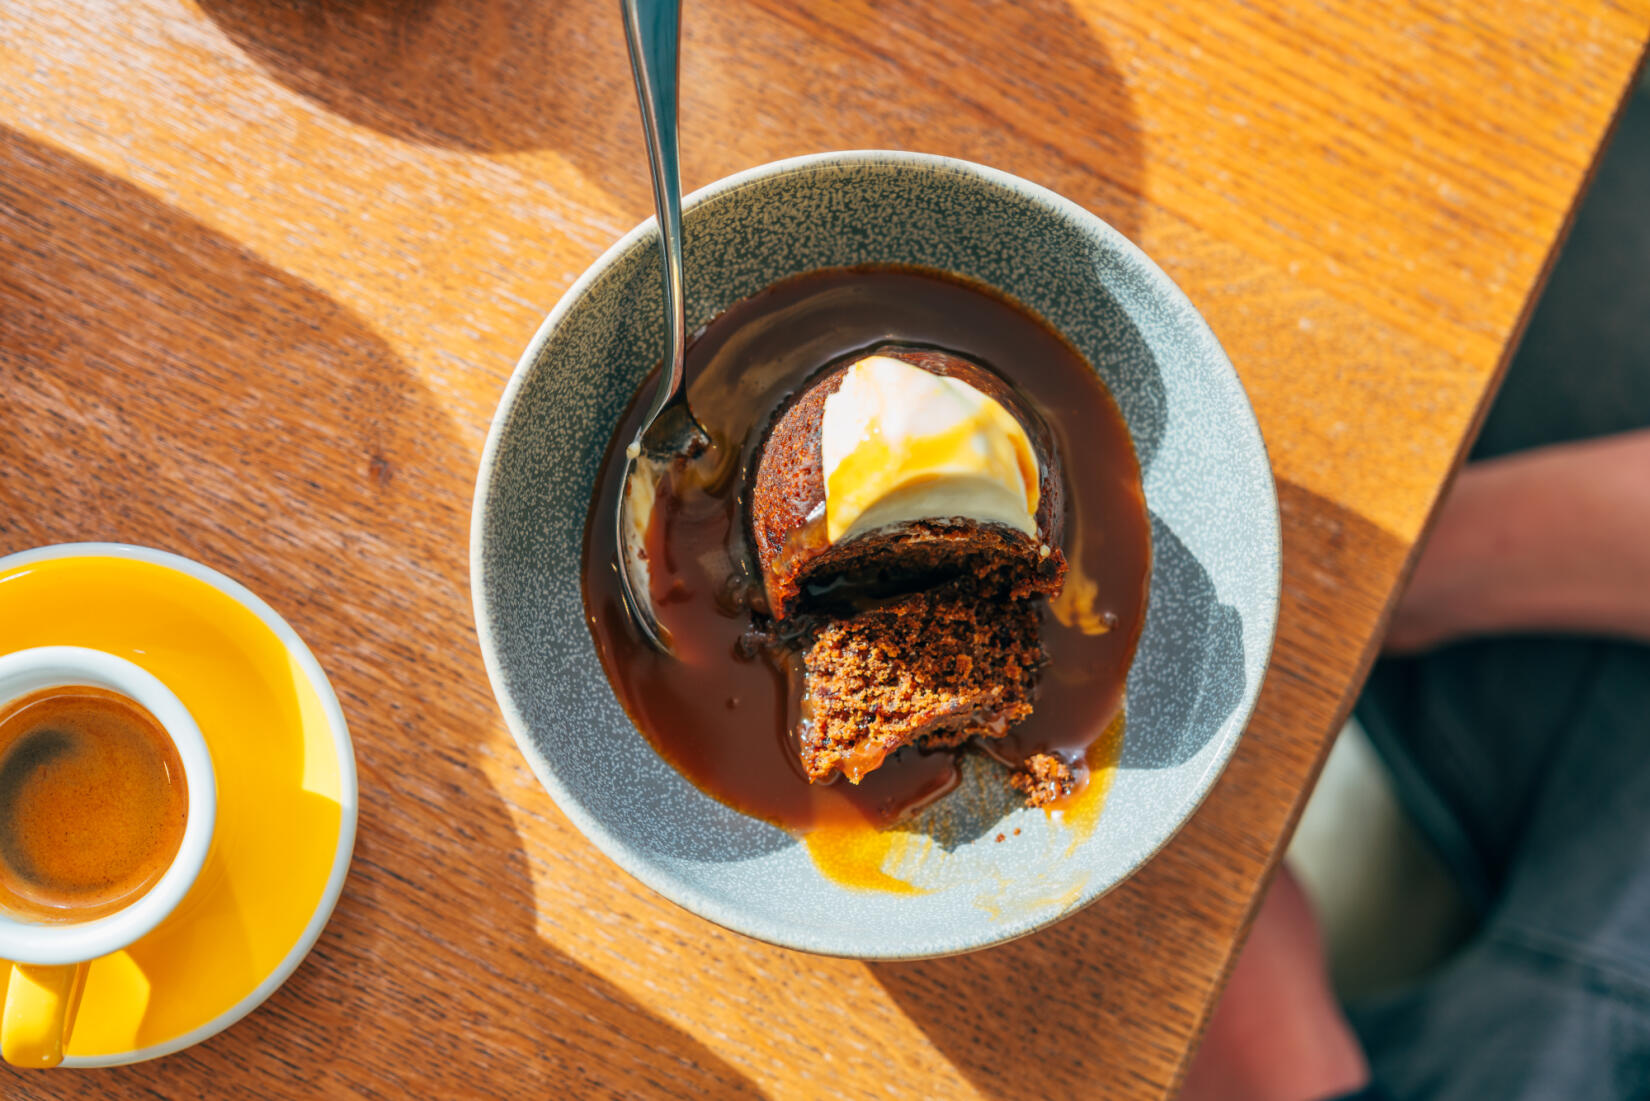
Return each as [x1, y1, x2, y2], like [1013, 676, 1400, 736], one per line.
[0, 685, 187, 923]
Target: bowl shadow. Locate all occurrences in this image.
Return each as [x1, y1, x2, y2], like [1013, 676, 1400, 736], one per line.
[1122, 513, 1247, 770]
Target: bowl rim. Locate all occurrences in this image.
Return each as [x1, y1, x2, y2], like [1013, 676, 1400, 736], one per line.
[470, 149, 1282, 959]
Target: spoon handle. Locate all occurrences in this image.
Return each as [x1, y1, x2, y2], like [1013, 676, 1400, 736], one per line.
[620, 0, 687, 438]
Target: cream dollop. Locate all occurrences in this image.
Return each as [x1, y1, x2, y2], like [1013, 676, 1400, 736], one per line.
[819, 355, 1040, 544]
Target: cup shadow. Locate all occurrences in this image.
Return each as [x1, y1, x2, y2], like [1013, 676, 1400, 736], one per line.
[0, 129, 756, 1097]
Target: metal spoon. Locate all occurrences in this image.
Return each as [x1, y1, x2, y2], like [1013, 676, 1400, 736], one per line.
[616, 0, 710, 651]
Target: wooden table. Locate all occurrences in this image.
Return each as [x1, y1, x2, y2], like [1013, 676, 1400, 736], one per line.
[2, 0, 1646, 1096]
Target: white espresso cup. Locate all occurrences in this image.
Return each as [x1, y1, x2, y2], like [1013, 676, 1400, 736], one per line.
[0, 647, 216, 1068]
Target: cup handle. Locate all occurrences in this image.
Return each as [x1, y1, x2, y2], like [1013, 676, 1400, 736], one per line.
[0, 960, 89, 1068]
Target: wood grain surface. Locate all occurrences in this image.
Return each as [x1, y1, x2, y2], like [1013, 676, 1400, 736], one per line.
[2, 0, 1646, 1096]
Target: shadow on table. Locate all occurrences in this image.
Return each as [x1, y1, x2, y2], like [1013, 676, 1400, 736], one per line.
[0, 128, 757, 1098]
[196, 0, 1148, 235]
[870, 902, 1146, 1101]
[196, 0, 632, 156]
[806, 0, 1147, 237]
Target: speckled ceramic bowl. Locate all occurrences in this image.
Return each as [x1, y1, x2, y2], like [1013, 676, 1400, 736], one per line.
[472, 151, 1280, 958]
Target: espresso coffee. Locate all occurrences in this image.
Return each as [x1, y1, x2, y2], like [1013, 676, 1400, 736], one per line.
[0, 685, 188, 922]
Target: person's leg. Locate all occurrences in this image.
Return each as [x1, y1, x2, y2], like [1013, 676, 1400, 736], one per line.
[1182, 867, 1369, 1101]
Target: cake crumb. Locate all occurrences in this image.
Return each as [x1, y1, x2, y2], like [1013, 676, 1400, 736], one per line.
[1009, 752, 1077, 807]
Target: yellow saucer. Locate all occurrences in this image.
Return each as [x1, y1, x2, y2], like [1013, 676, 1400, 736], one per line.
[0, 544, 357, 1066]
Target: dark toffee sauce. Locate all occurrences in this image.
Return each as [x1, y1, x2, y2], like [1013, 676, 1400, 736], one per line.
[582, 266, 1150, 832]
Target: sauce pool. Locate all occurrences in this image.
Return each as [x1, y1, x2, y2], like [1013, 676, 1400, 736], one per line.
[582, 266, 1150, 832]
